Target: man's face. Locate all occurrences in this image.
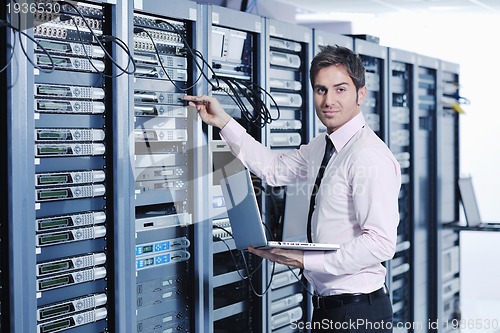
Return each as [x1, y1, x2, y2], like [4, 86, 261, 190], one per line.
[313, 64, 366, 134]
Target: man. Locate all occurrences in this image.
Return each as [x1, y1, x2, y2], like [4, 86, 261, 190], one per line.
[185, 45, 401, 332]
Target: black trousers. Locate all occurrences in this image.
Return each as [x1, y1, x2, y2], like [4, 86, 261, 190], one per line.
[310, 293, 393, 332]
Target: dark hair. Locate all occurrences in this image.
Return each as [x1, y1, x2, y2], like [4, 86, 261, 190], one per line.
[309, 45, 365, 90]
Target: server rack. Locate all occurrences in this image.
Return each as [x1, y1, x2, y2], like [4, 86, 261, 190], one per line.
[414, 54, 440, 333]
[312, 29, 353, 137]
[354, 39, 421, 327]
[200, 5, 266, 332]
[4, 1, 135, 332]
[1, 2, 464, 332]
[434, 60, 461, 333]
[264, 18, 313, 333]
[32, 1, 115, 332]
[387, 47, 416, 332]
[3, 1, 131, 332]
[132, 1, 201, 332]
[353, 38, 388, 142]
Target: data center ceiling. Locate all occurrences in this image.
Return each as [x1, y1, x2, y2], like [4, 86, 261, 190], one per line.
[274, 0, 500, 19]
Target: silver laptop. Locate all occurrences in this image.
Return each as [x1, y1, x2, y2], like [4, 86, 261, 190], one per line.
[220, 168, 340, 251]
[458, 176, 500, 228]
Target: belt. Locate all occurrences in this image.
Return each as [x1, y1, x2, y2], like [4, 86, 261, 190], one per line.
[312, 286, 388, 309]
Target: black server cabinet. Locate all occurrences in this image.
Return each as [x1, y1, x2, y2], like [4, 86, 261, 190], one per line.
[312, 29, 353, 137]
[32, 2, 114, 332]
[414, 54, 440, 333]
[3, 1, 128, 332]
[353, 38, 388, 142]
[4, 1, 134, 332]
[387, 47, 416, 332]
[434, 60, 461, 333]
[132, 1, 201, 332]
[200, 5, 266, 332]
[264, 18, 313, 333]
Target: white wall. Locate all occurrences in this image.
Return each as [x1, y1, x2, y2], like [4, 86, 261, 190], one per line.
[351, 12, 500, 221]
[349, 11, 500, 324]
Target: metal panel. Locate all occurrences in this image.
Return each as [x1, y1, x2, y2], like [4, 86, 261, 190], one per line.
[0, 4, 9, 330]
[7, 13, 37, 333]
[110, 0, 136, 332]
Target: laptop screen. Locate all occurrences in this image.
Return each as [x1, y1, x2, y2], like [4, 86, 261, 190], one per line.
[282, 183, 309, 242]
[212, 150, 246, 186]
[220, 169, 269, 250]
[458, 177, 482, 227]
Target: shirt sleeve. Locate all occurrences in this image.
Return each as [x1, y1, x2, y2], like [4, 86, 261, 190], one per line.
[304, 147, 401, 275]
[219, 119, 310, 186]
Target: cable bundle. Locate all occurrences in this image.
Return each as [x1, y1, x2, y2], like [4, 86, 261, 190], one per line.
[213, 75, 280, 128]
[135, 18, 280, 129]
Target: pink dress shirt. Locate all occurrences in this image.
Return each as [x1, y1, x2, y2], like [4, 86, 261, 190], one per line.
[220, 111, 401, 296]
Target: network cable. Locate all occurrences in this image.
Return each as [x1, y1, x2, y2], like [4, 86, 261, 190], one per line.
[154, 18, 221, 91]
[59, 13, 136, 78]
[258, 186, 314, 296]
[2, 2, 56, 73]
[0, 19, 16, 74]
[213, 225, 275, 297]
[148, 18, 280, 129]
[133, 26, 203, 91]
[286, 265, 314, 297]
[132, 21, 220, 92]
[214, 75, 280, 128]
[139, 17, 278, 129]
[57, 0, 136, 76]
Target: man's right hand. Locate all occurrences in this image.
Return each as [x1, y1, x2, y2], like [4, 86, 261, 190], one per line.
[183, 95, 232, 129]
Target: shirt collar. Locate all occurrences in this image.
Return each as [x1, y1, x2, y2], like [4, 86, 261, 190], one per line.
[326, 112, 366, 153]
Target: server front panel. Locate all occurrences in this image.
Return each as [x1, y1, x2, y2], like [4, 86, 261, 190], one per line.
[387, 49, 415, 332]
[264, 18, 313, 333]
[33, 1, 112, 332]
[414, 55, 440, 332]
[204, 5, 265, 332]
[132, 5, 198, 332]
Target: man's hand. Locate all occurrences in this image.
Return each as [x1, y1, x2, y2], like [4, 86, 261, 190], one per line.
[183, 95, 232, 129]
[248, 247, 304, 269]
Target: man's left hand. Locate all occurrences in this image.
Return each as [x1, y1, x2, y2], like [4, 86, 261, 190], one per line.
[248, 247, 304, 269]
